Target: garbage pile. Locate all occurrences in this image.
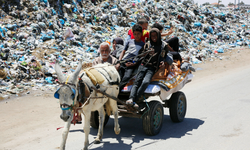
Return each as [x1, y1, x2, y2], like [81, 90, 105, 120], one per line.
[0, 0, 249, 99]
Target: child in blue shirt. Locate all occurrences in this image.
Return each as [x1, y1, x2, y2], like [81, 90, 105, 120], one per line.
[118, 24, 145, 92]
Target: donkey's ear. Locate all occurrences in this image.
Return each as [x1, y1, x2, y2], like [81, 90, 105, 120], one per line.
[69, 61, 82, 83]
[55, 62, 66, 83]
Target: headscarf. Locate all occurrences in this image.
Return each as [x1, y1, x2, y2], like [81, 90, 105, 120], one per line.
[113, 37, 124, 45]
[149, 28, 162, 46]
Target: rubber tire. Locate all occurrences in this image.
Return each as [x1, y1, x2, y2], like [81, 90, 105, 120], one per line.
[142, 101, 164, 136]
[90, 111, 110, 129]
[169, 91, 187, 123]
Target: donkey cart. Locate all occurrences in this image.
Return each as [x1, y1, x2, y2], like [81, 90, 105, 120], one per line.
[54, 62, 195, 150]
[90, 69, 193, 136]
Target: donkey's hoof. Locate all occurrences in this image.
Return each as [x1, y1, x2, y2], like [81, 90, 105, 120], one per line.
[115, 128, 121, 135]
[94, 139, 101, 144]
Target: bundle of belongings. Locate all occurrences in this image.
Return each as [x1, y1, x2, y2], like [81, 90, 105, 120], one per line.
[151, 61, 194, 89]
[82, 63, 119, 87]
[83, 67, 105, 86]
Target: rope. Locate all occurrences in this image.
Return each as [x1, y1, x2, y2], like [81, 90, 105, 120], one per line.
[140, 95, 150, 119]
[114, 49, 154, 65]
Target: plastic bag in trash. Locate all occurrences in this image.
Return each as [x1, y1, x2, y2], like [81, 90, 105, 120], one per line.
[45, 77, 53, 84]
[64, 28, 75, 41]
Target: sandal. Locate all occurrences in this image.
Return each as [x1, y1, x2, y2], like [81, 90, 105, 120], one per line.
[126, 99, 133, 105]
[126, 99, 139, 109]
[132, 102, 139, 109]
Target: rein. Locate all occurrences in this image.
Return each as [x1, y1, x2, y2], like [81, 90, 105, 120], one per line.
[115, 49, 154, 65]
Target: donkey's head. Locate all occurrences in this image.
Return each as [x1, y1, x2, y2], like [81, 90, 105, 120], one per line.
[54, 61, 82, 122]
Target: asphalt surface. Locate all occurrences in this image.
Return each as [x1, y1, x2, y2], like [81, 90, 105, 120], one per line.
[86, 66, 250, 150]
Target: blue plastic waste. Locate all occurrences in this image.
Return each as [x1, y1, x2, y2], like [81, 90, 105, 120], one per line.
[194, 22, 202, 27]
[0, 27, 5, 37]
[156, 3, 163, 9]
[52, 9, 56, 15]
[51, 46, 58, 50]
[77, 42, 83, 47]
[73, 8, 77, 13]
[45, 77, 53, 84]
[192, 59, 201, 64]
[40, 33, 53, 41]
[217, 47, 224, 53]
[196, 37, 201, 42]
[33, 6, 38, 11]
[217, 32, 222, 36]
[129, 22, 136, 27]
[19, 56, 25, 61]
[220, 13, 225, 16]
[7, 24, 18, 31]
[59, 19, 65, 26]
[208, 26, 213, 34]
[188, 31, 193, 35]
[47, 30, 55, 36]
[49, 22, 53, 27]
[58, 56, 63, 62]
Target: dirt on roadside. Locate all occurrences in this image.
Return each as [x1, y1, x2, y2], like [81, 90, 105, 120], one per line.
[192, 47, 250, 83]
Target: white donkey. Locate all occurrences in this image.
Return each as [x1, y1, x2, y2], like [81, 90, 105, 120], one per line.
[54, 61, 121, 150]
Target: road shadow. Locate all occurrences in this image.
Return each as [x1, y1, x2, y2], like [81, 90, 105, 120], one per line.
[83, 112, 204, 150]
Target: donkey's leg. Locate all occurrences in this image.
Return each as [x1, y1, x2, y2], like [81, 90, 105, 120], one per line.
[110, 99, 120, 135]
[83, 111, 91, 150]
[94, 106, 105, 144]
[60, 117, 72, 150]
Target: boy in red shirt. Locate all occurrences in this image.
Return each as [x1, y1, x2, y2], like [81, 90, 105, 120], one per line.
[127, 19, 149, 43]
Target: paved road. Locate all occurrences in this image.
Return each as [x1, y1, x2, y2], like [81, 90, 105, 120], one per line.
[73, 67, 250, 150]
[1, 67, 250, 150]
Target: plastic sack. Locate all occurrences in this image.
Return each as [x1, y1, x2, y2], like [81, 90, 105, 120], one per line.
[19, 56, 25, 62]
[64, 28, 75, 41]
[59, 19, 65, 26]
[217, 47, 224, 53]
[203, 34, 207, 38]
[45, 77, 53, 84]
[40, 33, 53, 41]
[194, 22, 202, 27]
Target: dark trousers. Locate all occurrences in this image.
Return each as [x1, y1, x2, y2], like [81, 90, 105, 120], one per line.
[129, 65, 155, 102]
[119, 63, 136, 91]
[166, 37, 182, 61]
[166, 37, 179, 52]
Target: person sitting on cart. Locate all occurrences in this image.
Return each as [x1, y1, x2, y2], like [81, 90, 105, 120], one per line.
[92, 42, 120, 70]
[151, 23, 183, 62]
[127, 18, 149, 43]
[118, 24, 145, 92]
[126, 28, 173, 109]
[111, 37, 124, 59]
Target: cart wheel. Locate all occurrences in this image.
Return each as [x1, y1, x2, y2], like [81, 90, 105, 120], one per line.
[169, 91, 187, 122]
[142, 101, 164, 136]
[90, 111, 109, 129]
